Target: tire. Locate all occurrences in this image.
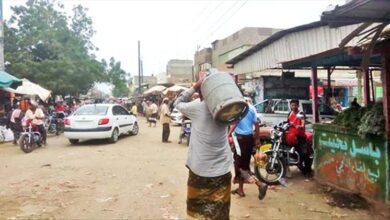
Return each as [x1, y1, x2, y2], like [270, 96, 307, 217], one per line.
[69, 139, 79, 145]
[254, 155, 286, 185]
[130, 123, 139, 136]
[20, 134, 34, 153]
[109, 128, 119, 143]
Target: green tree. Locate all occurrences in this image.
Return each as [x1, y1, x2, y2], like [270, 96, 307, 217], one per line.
[4, 0, 106, 96]
[104, 57, 129, 97]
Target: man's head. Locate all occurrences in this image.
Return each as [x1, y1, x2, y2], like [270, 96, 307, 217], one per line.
[290, 99, 299, 112]
[29, 100, 38, 111]
[244, 97, 253, 105]
[191, 93, 200, 100]
[163, 97, 169, 104]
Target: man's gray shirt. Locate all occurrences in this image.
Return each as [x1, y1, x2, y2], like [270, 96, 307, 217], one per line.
[174, 88, 233, 177]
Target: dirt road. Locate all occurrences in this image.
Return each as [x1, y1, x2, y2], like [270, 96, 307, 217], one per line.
[0, 118, 386, 219]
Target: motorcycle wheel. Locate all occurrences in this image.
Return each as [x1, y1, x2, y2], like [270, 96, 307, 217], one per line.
[254, 155, 286, 185]
[20, 134, 34, 153]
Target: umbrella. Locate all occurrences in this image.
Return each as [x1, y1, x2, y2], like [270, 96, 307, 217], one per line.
[143, 85, 166, 95]
[3, 78, 52, 101]
[166, 85, 188, 92]
[0, 71, 22, 89]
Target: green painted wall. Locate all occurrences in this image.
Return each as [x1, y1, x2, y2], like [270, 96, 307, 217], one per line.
[314, 124, 389, 202]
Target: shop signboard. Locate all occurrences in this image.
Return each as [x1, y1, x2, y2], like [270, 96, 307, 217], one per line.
[314, 124, 389, 202]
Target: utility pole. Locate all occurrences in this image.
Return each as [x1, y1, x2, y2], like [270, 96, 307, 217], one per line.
[0, 0, 4, 71]
[138, 40, 141, 94]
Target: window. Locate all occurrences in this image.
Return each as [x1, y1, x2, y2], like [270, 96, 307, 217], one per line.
[274, 101, 288, 112]
[118, 106, 130, 115]
[255, 102, 266, 113]
[73, 105, 108, 116]
[301, 103, 313, 115]
[112, 106, 121, 115]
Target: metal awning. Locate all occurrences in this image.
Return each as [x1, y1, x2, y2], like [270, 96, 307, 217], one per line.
[0, 71, 22, 89]
[282, 47, 382, 69]
[322, 0, 390, 24]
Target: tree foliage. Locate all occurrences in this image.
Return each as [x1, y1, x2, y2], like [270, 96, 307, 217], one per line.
[4, 0, 106, 95]
[103, 58, 129, 97]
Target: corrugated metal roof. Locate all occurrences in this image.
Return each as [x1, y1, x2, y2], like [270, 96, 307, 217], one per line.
[229, 22, 363, 75]
[322, 0, 390, 24]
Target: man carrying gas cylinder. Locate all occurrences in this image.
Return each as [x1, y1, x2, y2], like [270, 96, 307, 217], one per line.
[174, 71, 232, 220]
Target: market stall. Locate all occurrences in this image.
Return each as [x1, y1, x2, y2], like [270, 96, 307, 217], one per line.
[163, 85, 188, 99]
[2, 78, 52, 102]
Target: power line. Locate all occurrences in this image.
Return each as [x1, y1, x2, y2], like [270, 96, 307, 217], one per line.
[198, 0, 249, 47]
[189, 0, 225, 34]
[177, 1, 226, 59]
[195, 0, 242, 46]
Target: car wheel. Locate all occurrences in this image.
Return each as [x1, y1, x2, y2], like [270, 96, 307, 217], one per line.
[130, 123, 139, 136]
[109, 128, 119, 143]
[69, 139, 79, 145]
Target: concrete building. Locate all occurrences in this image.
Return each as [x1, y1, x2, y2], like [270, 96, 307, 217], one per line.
[210, 27, 282, 71]
[157, 72, 168, 84]
[132, 75, 157, 88]
[194, 48, 212, 78]
[166, 59, 193, 84]
[129, 75, 157, 95]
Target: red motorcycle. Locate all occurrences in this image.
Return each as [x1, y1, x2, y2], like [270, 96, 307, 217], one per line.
[252, 120, 313, 185]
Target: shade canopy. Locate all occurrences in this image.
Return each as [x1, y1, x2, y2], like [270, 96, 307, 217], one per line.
[166, 85, 188, 92]
[0, 71, 22, 89]
[3, 78, 52, 101]
[143, 85, 166, 95]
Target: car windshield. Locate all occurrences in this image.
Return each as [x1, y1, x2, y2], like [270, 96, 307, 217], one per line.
[73, 105, 108, 116]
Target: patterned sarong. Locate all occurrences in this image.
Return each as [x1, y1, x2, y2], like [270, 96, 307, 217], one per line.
[148, 113, 158, 123]
[187, 170, 231, 220]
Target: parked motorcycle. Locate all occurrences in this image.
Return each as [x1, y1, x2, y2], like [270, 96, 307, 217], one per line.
[253, 119, 313, 185]
[46, 112, 65, 135]
[182, 120, 191, 146]
[46, 113, 57, 134]
[55, 112, 65, 135]
[19, 121, 43, 153]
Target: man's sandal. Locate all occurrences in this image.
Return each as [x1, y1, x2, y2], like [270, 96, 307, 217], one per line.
[231, 189, 246, 197]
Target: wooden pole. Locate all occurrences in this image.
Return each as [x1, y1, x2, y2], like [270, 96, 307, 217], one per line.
[382, 45, 390, 142]
[138, 40, 141, 94]
[363, 68, 371, 105]
[327, 67, 332, 96]
[370, 69, 375, 103]
[311, 67, 319, 123]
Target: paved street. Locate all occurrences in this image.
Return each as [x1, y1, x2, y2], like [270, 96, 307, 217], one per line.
[0, 118, 386, 219]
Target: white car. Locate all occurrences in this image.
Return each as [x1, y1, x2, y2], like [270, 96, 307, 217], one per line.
[170, 108, 183, 125]
[254, 99, 336, 127]
[64, 104, 138, 144]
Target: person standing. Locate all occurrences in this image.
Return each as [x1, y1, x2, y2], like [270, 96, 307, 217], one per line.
[131, 103, 138, 116]
[174, 76, 232, 220]
[148, 101, 158, 127]
[160, 98, 171, 143]
[141, 99, 148, 117]
[8, 104, 23, 145]
[25, 101, 47, 145]
[229, 98, 268, 199]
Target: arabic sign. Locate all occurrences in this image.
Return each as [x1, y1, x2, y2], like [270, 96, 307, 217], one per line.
[314, 124, 388, 202]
